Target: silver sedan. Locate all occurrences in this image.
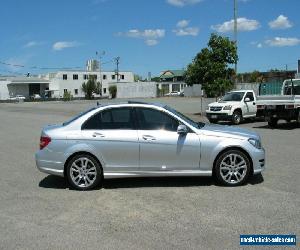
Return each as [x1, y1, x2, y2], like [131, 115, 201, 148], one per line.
[36, 102, 265, 190]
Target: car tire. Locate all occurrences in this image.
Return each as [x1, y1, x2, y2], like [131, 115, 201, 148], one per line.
[268, 118, 278, 128]
[66, 154, 102, 191]
[215, 150, 251, 186]
[297, 110, 300, 124]
[232, 110, 242, 125]
[208, 119, 218, 124]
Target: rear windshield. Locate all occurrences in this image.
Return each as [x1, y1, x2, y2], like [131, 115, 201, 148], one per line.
[63, 107, 96, 126]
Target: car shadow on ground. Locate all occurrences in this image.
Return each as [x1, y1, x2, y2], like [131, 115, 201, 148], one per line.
[39, 175, 68, 189]
[38, 174, 264, 190]
[252, 121, 299, 130]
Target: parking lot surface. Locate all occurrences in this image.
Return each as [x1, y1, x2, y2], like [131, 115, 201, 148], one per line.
[0, 98, 299, 249]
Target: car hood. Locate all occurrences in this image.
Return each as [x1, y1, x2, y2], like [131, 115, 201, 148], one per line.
[208, 101, 240, 107]
[198, 124, 260, 140]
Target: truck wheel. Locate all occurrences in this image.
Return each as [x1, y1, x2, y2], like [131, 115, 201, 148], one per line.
[232, 110, 242, 125]
[209, 119, 218, 124]
[268, 118, 278, 128]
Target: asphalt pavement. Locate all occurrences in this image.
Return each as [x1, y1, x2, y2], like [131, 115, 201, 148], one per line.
[0, 98, 299, 249]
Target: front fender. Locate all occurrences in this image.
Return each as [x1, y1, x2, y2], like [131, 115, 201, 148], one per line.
[200, 136, 251, 170]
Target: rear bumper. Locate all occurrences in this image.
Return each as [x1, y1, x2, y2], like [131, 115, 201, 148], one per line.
[206, 112, 232, 121]
[35, 150, 64, 177]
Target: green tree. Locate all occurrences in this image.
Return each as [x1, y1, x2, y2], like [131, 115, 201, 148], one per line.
[185, 33, 238, 97]
[249, 70, 263, 83]
[109, 85, 117, 98]
[151, 77, 161, 82]
[82, 76, 97, 99]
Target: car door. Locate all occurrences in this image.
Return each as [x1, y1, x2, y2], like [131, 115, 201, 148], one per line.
[244, 92, 256, 116]
[136, 107, 201, 171]
[81, 107, 139, 171]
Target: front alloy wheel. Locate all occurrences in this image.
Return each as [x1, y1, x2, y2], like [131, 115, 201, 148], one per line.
[66, 154, 102, 190]
[215, 150, 251, 186]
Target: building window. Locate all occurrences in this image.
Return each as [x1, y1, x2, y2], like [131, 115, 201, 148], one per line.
[103, 88, 107, 94]
[88, 74, 97, 80]
[73, 74, 78, 80]
[121, 75, 125, 80]
[83, 74, 88, 80]
[64, 89, 68, 93]
[74, 89, 78, 95]
[103, 75, 107, 80]
[112, 75, 116, 80]
[63, 74, 67, 80]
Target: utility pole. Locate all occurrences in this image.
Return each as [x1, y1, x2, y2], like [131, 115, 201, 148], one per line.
[96, 51, 105, 95]
[234, 0, 238, 84]
[114, 57, 120, 82]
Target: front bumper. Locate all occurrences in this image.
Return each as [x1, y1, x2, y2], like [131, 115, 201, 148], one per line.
[251, 147, 266, 175]
[206, 112, 232, 121]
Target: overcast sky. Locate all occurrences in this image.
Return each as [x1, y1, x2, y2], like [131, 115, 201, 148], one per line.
[0, 0, 299, 77]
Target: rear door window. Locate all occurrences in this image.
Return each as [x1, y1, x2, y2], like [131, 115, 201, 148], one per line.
[82, 107, 134, 130]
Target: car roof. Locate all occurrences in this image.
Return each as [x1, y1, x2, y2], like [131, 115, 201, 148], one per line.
[96, 101, 167, 109]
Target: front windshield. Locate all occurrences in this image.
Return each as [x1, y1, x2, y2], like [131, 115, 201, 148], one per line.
[63, 107, 96, 126]
[221, 92, 245, 101]
[164, 106, 205, 129]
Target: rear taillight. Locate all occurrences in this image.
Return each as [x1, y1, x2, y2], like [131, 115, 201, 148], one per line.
[285, 104, 294, 109]
[257, 105, 265, 110]
[40, 136, 51, 150]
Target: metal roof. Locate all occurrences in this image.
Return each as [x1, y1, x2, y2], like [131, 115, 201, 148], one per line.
[8, 77, 50, 85]
[160, 70, 185, 79]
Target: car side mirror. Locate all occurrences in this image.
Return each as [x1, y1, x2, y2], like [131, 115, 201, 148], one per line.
[177, 124, 188, 135]
[244, 97, 250, 102]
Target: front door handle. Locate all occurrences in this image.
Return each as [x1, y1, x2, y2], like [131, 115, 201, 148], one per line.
[92, 132, 105, 138]
[142, 135, 156, 141]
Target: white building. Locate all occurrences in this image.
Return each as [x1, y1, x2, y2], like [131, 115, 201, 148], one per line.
[0, 76, 49, 99]
[43, 70, 134, 98]
[0, 70, 134, 100]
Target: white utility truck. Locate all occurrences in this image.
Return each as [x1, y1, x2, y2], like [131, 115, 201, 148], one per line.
[206, 90, 257, 125]
[256, 79, 300, 127]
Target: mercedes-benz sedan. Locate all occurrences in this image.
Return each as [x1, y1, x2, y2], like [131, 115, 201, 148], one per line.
[36, 102, 265, 190]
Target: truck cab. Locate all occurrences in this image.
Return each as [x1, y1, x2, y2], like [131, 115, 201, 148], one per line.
[206, 90, 257, 125]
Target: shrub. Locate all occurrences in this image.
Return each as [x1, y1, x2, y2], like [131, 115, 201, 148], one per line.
[109, 85, 117, 98]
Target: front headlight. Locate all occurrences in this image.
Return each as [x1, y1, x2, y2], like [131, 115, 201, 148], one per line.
[248, 138, 262, 149]
[223, 105, 232, 110]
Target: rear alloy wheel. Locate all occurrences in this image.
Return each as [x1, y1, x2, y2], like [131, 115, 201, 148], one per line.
[66, 154, 102, 190]
[215, 150, 251, 186]
[232, 110, 242, 125]
[268, 118, 278, 128]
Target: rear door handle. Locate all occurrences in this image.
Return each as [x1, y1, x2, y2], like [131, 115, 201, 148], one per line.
[92, 132, 105, 138]
[142, 135, 156, 141]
